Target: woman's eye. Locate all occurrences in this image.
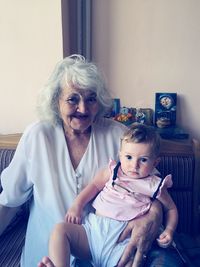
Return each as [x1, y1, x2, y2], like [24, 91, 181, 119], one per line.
[66, 97, 79, 105]
[126, 155, 132, 160]
[86, 96, 97, 104]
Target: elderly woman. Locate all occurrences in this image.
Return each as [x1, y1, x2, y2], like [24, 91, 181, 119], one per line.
[0, 55, 183, 267]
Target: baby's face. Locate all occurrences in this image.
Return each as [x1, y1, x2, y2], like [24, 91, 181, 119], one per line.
[119, 141, 158, 179]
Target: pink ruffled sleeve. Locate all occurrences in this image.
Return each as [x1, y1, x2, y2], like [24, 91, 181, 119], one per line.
[156, 174, 173, 199]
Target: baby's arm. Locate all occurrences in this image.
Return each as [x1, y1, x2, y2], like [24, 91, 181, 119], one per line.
[65, 167, 110, 224]
[156, 189, 178, 248]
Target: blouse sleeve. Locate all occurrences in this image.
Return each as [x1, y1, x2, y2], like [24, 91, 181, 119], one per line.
[156, 174, 173, 200]
[0, 129, 33, 207]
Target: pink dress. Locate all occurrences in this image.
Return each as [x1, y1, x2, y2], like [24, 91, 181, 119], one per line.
[92, 160, 172, 221]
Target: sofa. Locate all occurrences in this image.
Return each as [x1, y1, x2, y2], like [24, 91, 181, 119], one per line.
[0, 134, 200, 267]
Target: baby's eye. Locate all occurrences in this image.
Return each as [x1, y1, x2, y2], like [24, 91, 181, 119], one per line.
[126, 155, 132, 160]
[140, 157, 148, 163]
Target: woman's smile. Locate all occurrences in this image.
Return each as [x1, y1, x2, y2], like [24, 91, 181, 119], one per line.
[59, 87, 99, 134]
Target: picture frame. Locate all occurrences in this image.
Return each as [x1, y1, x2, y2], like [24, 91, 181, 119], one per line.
[130, 108, 153, 125]
[155, 93, 177, 127]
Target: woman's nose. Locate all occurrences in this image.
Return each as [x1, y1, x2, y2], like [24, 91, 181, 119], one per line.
[77, 99, 87, 113]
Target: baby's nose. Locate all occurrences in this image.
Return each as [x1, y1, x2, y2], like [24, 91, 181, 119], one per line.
[132, 159, 139, 170]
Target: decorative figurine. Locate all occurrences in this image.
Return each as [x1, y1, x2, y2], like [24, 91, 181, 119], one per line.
[114, 106, 134, 125]
[135, 108, 146, 124]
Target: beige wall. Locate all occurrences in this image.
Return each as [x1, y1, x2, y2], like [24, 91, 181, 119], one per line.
[0, 0, 63, 134]
[1, 0, 200, 141]
[92, 0, 200, 140]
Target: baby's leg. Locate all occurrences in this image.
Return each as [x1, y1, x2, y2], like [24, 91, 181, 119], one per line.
[48, 222, 91, 267]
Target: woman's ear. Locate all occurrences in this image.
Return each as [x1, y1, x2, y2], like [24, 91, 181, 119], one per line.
[154, 157, 161, 167]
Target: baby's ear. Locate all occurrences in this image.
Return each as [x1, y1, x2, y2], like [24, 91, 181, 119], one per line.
[154, 157, 161, 167]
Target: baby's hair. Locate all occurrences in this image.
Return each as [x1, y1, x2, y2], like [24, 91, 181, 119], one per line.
[121, 123, 161, 157]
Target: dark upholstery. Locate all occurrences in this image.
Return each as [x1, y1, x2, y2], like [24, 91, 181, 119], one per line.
[157, 155, 195, 234]
[0, 212, 28, 267]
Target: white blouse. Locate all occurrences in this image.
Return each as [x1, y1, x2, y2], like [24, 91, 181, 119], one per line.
[0, 118, 127, 267]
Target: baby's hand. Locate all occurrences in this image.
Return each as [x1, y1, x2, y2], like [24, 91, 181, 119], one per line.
[156, 228, 173, 248]
[65, 205, 82, 224]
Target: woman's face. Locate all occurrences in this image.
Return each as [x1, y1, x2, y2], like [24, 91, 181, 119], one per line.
[59, 86, 99, 134]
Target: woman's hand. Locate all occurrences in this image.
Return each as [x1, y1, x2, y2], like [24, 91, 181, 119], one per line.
[117, 200, 162, 267]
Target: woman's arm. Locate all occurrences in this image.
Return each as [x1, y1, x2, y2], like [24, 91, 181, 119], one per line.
[0, 204, 21, 235]
[117, 200, 163, 267]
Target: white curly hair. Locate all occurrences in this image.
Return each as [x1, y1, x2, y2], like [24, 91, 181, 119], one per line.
[37, 55, 113, 125]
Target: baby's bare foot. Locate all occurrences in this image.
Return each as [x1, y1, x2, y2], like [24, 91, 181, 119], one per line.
[38, 256, 55, 267]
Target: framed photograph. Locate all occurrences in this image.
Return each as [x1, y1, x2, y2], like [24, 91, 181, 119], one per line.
[131, 108, 153, 125]
[155, 93, 177, 127]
